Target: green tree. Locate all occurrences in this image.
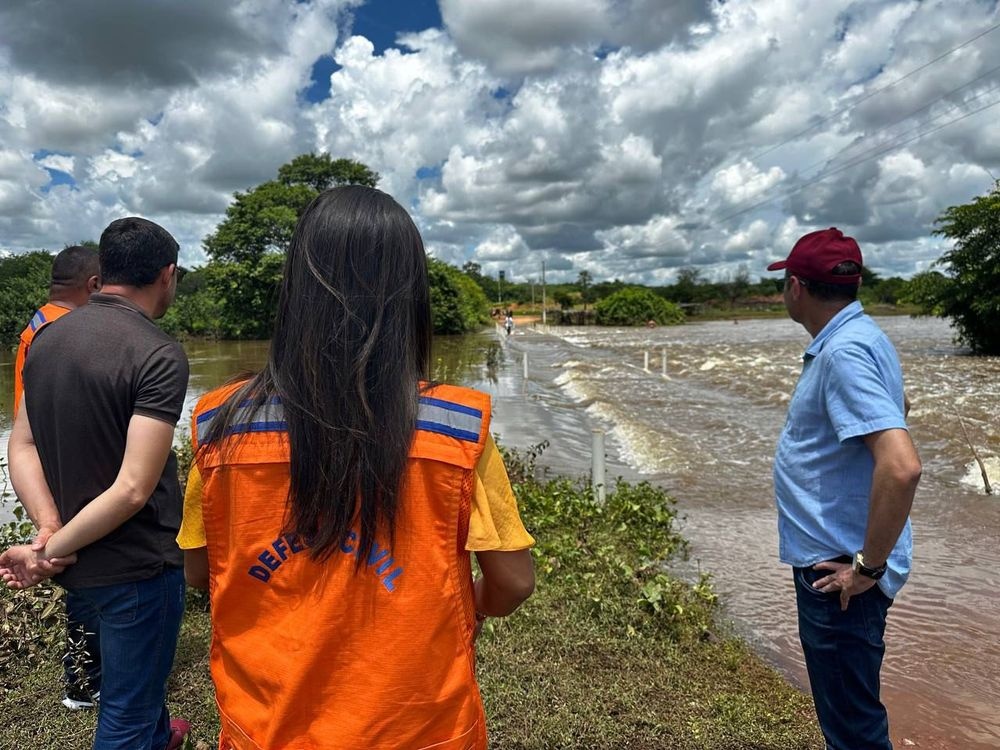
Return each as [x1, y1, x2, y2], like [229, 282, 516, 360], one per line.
[928, 183, 1000, 354]
[277, 153, 379, 192]
[900, 270, 951, 317]
[203, 181, 315, 264]
[725, 266, 751, 305]
[159, 257, 285, 340]
[553, 289, 576, 310]
[184, 153, 380, 339]
[0, 252, 53, 344]
[595, 287, 685, 326]
[661, 267, 704, 304]
[204, 153, 379, 264]
[428, 258, 490, 334]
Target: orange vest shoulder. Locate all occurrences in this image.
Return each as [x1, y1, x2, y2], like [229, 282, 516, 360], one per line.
[13, 303, 72, 418]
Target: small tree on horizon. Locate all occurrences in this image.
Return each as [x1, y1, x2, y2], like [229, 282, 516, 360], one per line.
[924, 182, 1000, 354]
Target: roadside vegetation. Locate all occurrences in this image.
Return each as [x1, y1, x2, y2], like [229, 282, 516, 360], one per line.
[594, 287, 685, 326]
[1, 446, 821, 749]
[2, 161, 996, 342]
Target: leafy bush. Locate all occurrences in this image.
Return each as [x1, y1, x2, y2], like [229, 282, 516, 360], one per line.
[900, 270, 951, 317]
[595, 287, 685, 327]
[0, 459, 69, 674]
[475, 445, 819, 748]
[928, 183, 1000, 354]
[495, 442, 716, 641]
[0, 252, 52, 344]
[428, 257, 490, 334]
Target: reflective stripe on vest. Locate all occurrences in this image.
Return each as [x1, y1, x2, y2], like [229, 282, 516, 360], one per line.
[194, 397, 285, 444]
[192, 382, 491, 750]
[195, 394, 485, 447]
[29, 309, 47, 332]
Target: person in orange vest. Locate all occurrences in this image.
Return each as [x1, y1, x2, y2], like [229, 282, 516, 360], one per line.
[178, 185, 535, 750]
[3, 218, 192, 750]
[10, 244, 104, 711]
[12, 245, 101, 419]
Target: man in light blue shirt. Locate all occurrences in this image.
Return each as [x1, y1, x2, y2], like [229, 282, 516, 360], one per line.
[769, 228, 922, 750]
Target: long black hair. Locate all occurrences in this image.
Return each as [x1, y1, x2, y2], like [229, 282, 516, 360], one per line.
[204, 186, 432, 563]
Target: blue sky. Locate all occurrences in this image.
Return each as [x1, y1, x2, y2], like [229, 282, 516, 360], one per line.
[305, 0, 443, 102]
[2, 1, 999, 282]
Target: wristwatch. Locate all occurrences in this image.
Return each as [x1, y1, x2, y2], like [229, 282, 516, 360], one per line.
[853, 550, 887, 580]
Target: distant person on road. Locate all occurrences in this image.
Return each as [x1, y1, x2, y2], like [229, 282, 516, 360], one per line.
[768, 227, 921, 750]
[178, 186, 534, 749]
[505, 310, 514, 335]
[1, 217, 192, 750]
[11, 244, 104, 711]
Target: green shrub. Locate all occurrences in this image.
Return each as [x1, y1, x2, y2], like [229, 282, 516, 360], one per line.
[595, 287, 685, 326]
[477, 444, 819, 749]
[428, 257, 490, 334]
[0, 252, 52, 345]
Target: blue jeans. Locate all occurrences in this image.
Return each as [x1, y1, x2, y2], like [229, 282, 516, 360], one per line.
[794, 564, 894, 750]
[67, 567, 186, 750]
[65, 591, 103, 696]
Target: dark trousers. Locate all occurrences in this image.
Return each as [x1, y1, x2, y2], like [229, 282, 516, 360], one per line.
[65, 591, 103, 695]
[67, 567, 186, 750]
[793, 565, 893, 750]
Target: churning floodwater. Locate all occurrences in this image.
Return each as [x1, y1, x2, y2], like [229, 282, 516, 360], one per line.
[1, 317, 997, 748]
[487, 316, 999, 750]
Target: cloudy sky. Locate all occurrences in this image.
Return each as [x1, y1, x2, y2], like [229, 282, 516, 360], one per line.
[1, 0, 998, 283]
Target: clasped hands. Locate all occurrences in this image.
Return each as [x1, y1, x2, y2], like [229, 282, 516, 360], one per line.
[0, 526, 76, 590]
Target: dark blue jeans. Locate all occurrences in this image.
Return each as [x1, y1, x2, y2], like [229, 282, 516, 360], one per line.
[794, 565, 894, 750]
[67, 567, 186, 750]
[65, 591, 103, 696]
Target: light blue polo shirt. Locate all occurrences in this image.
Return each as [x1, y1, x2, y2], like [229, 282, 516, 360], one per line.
[774, 301, 912, 598]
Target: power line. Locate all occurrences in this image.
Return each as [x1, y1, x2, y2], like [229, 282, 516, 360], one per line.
[716, 95, 1000, 224]
[788, 64, 1000, 189]
[752, 19, 1000, 161]
[738, 71, 1000, 209]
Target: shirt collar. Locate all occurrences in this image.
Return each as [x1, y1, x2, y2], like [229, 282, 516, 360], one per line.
[804, 300, 864, 359]
[89, 292, 153, 321]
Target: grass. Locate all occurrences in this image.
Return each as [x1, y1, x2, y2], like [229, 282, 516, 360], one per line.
[0, 446, 821, 749]
[0, 589, 219, 750]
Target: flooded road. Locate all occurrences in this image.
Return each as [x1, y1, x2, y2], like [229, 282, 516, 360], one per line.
[489, 316, 999, 750]
[2, 317, 997, 748]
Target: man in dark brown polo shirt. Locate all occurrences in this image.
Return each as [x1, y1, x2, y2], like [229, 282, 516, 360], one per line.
[2, 217, 191, 750]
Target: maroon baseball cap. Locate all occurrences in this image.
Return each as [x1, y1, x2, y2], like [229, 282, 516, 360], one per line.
[767, 227, 863, 285]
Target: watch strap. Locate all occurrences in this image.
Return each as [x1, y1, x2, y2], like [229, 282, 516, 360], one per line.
[853, 550, 887, 580]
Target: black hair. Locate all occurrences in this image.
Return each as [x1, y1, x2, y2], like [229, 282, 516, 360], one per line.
[202, 186, 432, 564]
[50, 245, 100, 290]
[796, 262, 861, 302]
[99, 217, 179, 286]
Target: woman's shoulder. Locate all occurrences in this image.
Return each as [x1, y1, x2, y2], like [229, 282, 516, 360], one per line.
[194, 378, 253, 415]
[420, 381, 490, 410]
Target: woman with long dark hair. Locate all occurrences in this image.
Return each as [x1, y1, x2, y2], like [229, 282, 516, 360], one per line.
[177, 186, 534, 749]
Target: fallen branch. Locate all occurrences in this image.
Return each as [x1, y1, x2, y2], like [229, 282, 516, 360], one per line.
[956, 409, 994, 495]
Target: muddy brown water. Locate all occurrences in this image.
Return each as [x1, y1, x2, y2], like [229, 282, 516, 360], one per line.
[2, 318, 997, 748]
[494, 316, 999, 750]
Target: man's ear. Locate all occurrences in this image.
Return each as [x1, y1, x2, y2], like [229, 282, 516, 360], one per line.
[790, 276, 805, 301]
[160, 263, 176, 286]
[87, 275, 101, 293]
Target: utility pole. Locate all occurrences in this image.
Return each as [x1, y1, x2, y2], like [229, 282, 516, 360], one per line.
[541, 260, 547, 325]
[498, 270, 504, 307]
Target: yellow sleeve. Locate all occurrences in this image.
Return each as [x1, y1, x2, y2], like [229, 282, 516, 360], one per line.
[465, 434, 535, 552]
[176, 464, 207, 550]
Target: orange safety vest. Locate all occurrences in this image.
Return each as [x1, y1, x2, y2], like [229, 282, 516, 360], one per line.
[193, 381, 492, 750]
[13, 302, 71, 418]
